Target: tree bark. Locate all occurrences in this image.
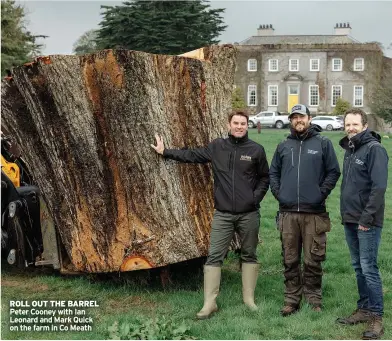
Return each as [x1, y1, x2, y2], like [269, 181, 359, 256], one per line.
[1, 46, 238, 273]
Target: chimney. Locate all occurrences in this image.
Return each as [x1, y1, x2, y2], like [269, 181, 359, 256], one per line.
[257, 24, 275, 36]
[334, 22, 352, 35]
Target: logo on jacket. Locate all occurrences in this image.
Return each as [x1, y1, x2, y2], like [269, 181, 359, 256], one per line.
[355, 158, 364, 165]
[307, 149, 319, 154]
[240, 155, 252, 161]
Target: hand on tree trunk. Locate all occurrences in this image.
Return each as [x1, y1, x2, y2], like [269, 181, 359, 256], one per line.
[151, 134, 165, 155]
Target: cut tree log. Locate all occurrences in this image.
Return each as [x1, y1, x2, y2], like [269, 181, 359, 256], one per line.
[1, 46, 239, 273]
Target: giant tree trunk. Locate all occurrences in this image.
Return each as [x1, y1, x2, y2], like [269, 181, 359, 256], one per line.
[1, 46, 238, 273]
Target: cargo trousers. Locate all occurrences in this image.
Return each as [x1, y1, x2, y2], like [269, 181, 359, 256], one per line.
[205, 210, 260, 266]
[278, 212, 331, 307]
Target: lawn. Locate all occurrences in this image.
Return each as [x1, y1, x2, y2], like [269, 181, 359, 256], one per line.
[1, 129, 391, 340]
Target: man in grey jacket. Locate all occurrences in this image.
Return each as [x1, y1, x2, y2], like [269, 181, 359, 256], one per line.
[270, 104, 340, 316]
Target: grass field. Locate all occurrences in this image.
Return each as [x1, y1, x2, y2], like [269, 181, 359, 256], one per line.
[1, 129, 391, 340]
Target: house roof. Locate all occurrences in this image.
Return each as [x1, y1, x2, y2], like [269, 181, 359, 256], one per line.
[239, 35, 359, 45]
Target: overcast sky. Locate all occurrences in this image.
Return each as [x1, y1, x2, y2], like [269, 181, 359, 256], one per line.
[18, 1, 392, 57]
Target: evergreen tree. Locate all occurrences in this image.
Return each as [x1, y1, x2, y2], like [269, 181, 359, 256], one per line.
[1, 0, 46, 75]
[231, 87, 246, 109]
[96, 0, 227, 55]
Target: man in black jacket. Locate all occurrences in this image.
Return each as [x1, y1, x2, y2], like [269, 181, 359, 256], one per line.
[151, 110, 269, 319]
[336, 108, 388, 340]
[269, 104, 340, 316]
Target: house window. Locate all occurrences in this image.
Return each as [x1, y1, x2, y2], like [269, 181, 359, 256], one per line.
[268, 85, 278, 106]
[332, 58, 342, 71]
[289, 59, 299, 71]
[247, 59, 257, 71]
[247, 85, 257, 106]
[269, 59, 278, 72]
[331, 85, 342, 106]
[354, 58, 364, 71]
[310, 59, 320, 71]
[309, 85, 319, 106]
[353, 85, 364, 107]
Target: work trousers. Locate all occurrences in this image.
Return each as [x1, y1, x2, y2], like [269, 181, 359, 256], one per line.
[278, 212, 330, 307]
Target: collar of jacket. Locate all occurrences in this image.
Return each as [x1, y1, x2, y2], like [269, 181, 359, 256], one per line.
[339, 128, 381, 151]
[288, 124, 321, 141]
[228, 132, 249, 144]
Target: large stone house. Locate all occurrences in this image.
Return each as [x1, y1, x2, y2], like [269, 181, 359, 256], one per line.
[235, 23, 385, 115]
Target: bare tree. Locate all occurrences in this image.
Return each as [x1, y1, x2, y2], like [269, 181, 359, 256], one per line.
[72, 29, 98, 55]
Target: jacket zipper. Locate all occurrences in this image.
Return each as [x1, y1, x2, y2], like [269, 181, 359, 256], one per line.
[291, 147, 294, 167]
[297, 141, 303, 211]
[232, 146, 237, 212]
[345, 145, 355, 187]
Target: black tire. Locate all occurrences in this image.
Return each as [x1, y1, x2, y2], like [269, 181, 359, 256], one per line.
[326, 124, 333, 131]
[248, 121, 255, 129]
[275, 120, 284, 129]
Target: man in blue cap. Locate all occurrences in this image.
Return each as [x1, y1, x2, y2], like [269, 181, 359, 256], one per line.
[270, 104, 341, 316]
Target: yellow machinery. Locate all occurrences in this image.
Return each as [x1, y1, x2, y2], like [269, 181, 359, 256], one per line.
[1, 135, 60, 270]
[1, 155, 20, 187]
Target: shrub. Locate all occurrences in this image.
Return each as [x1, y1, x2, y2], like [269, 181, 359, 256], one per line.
[333, 98, 351, 115]
[231, 87, 247, 110]
[107, 316, 194, 340]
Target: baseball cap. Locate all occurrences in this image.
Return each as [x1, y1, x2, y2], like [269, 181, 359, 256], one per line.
[289, 104, 310, 118]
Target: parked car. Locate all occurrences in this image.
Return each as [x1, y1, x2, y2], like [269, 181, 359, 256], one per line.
[248, 111, 290, 129]
[311, 116, 343, 131]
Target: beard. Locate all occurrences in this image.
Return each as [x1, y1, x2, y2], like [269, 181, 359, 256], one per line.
[293, 122, 309, 132]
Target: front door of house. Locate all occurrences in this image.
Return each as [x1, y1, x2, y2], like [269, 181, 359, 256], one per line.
[288, 85, 299, 112]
